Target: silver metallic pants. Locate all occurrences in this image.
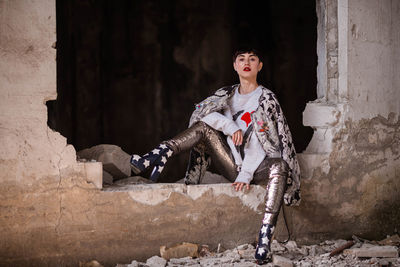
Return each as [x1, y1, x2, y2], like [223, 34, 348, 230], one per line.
[165, 121, 288, 225]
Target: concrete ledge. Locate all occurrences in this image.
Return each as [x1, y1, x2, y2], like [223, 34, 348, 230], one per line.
[103, 183, 266, 213]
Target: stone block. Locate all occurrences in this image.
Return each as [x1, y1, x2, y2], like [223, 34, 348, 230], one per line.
[83, 162, 103, 189]
[343, 245, 398, 258]
[127, 260, 139, 267]
[103, 170, 113, 185]
[168, 257, 198, 265]
[78, 144, 131, 179]
[272, 255, 293, 267]
[222, 248, 241, 262]
[284, 240, 298, 251]
[160, 242, 198, 260]
[146, 256, 166, 267]
[271, 240, 286, 253]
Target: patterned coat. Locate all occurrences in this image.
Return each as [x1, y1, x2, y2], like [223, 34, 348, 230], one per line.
[188, 84, 301, 206]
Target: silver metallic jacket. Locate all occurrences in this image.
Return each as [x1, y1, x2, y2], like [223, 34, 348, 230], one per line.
[188, 84, 301, 206]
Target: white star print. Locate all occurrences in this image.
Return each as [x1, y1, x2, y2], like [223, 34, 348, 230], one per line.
[261, 236, 269, 244]
[166, 150, 173, 157]
[158, 165, 164, 172]
[261, 225, 268, 234]
[159, 144, 167, 149]
[132, 154, 141, 161]
[257, 247, 266, 256]
[143, 159, 150, 168]
[161, 156, 167, 164]
[152, 148, 161, 154]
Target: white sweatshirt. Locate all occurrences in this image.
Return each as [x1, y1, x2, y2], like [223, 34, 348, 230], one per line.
[201, 86, 267, 184]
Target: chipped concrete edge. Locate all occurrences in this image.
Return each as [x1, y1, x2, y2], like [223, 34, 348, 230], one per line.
[104, 183, 266, 212]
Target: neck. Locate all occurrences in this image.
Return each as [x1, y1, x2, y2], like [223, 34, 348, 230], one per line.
[239, 78, 259, 94]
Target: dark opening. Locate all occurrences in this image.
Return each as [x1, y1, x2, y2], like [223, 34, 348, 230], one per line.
[47, 0, 317, 182]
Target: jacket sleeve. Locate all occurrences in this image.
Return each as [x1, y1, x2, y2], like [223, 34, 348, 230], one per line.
[201, 111, 240, 136]
[189, 86, 235, 127]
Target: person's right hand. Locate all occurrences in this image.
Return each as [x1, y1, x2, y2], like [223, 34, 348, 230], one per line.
[232, 130, 243, 146]
[232, 182, 250, 192]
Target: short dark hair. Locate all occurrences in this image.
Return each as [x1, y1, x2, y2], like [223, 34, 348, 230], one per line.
[232, 47, 263, 63]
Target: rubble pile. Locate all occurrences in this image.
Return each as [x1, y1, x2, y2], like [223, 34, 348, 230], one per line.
[115, 235, 400, 267]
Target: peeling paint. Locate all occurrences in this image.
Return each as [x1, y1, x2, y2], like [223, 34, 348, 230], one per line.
[294, 113, 400, 242]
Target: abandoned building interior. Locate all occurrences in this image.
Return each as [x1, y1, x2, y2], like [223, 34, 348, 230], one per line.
[0, 0, 399, 266]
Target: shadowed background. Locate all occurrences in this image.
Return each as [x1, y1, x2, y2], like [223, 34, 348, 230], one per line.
[47, 0, 317, 181]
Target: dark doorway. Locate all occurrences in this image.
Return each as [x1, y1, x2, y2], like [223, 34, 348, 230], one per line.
[47, 0, 317, 181]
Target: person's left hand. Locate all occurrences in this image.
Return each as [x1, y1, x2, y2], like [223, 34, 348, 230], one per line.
[232, 182, 250, 192]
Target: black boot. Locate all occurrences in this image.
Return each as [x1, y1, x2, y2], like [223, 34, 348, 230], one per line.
[255, 224, 274, 265]
[130, 143, 173, 182]
[184, 148, 210, 185]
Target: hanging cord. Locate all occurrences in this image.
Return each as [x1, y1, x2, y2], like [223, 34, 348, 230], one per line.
[275, 205, 291, 244]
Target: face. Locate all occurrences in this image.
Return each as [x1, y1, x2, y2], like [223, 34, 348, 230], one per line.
[233, 53, 263, 79]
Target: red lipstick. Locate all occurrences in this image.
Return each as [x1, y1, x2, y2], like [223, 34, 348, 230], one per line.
[243, 67, 251, 71]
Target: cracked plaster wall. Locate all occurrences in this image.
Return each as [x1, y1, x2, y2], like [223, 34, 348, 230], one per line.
[291, 0, 400, 244]
[0, 1, 268, 266]
[1, 0, 399, 265]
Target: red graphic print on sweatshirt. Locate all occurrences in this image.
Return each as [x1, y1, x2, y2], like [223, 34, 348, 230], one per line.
[241, 111, 255, 127]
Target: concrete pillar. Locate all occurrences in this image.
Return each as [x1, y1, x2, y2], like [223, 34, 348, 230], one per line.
[294, 0, 400, 243]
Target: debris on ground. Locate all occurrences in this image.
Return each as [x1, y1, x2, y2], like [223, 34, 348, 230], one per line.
[343, 245, 398, 258]
[115, 235, 400, 266]
[146, 256, 167, 267]
[160, 242, 199, 260]
[378, 234, 400, 247]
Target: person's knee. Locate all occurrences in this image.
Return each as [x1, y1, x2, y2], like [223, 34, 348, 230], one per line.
[193, 121, 209, 135]
[269, 159, 289, 178]
[194, 121, 207, 128]
[195, 121, 221, 139]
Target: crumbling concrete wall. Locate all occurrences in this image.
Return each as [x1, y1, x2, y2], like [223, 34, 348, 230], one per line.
[290, 0, 400, 243]
[0, 0, 268, 266]
[1, 0, 400, 265]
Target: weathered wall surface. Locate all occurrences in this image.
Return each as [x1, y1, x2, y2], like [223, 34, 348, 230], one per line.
[0, 1, 267, 266]
[293, 0, 400, 243]
[1, 0, 399, 265]
[1, 177, 267, 266]
[347, 0, 400, 120]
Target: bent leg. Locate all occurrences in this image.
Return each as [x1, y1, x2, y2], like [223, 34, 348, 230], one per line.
[164, 121, 237, 183]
